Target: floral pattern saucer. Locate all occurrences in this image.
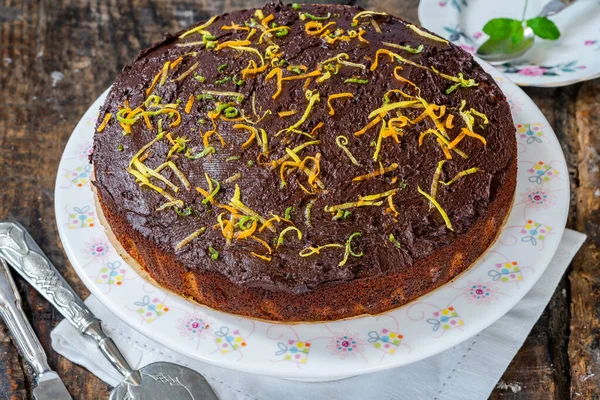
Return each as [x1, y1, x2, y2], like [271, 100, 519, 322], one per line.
[55, 62, 569, 381]
[419, 0, 600, 87]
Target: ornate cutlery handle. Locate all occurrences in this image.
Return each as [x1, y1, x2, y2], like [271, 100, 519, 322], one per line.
[0, 222, 141, 385]
[0, 258, 52, 377]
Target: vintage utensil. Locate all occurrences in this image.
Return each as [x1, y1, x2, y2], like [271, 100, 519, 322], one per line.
[0, 221, 219, 400]
[476, 0, 570, 65]
[0, 258, 72, 400]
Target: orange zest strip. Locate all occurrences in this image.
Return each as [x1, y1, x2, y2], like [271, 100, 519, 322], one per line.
[153, 108, 181, 128]
[146, 69, 163, 96]
[251, 252, 272, 261]
[242, 59, 269, 79]
[159, 61, 171, 86]
[310, 122, 324, 136]
[305, 21, 337, 36]
[261, 13, 274, 28]
[179, 15, 218, 39]
[354, 115, 382, 136]
[439, 138, 453, 159]
[327, 93, 354, 116]
[440, 168, 481, 186]
[170, 57, 183, 69]
[370, 49, 422, 72]
[216, 40, 252, 51]
[278, 110, 298, 117]
[303, 77, 312, 91]
[97, 113, 112, 132]
[221, 22, 250, 31]
[419, 128, 448, 146]
[142, 112, 152, 129]
[234, 219, 258, 240]
[448, 128, 487, 149]
[352, 163, 398, 182]
[234, 124, 258, 149]
[185, 94, 194, 114]
[251, 235, 273, 254]
[370, 49, 396, 71]
[357, 27, 369, 43]
[259, 26, 291, 44]
[172, 61, 199, 83]
[393, 66, 420, 92]
[265, 67, 283, 99]
[387, 194, 400, 217]
[281, 70, 322, 81]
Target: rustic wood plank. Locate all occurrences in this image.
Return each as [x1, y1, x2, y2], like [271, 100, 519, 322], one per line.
[569, 79, 600, 398]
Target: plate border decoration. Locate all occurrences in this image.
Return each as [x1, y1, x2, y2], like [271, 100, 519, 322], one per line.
[54, 61, 569, 381]
[418, 0, 600, 87]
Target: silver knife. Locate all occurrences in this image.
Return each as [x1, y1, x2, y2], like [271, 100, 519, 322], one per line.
[0, 258, 72, 400]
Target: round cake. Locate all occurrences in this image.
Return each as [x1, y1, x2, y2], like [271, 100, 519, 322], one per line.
[91, 2, 517, 322]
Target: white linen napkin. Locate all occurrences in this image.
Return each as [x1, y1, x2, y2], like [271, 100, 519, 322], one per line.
[51, 229, 585, 400]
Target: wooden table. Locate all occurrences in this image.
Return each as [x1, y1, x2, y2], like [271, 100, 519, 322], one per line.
[0, 0, 598, 398]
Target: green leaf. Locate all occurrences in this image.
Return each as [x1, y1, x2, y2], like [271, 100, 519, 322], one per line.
[510, 25, 524, 44]
[526, 17, 560, 40]
[482, 18, 522, 40]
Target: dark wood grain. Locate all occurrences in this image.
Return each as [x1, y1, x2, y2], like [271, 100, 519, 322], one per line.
[0, 1, 597, 399]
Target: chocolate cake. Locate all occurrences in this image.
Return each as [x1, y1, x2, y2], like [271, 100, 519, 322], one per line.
[91, 2, 517, 322]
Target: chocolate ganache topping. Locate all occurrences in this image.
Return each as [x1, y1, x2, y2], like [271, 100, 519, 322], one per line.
[92, 2, 516, 295]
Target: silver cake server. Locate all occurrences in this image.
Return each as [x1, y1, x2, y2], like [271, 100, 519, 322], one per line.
[0, 221, 219, 400]
[0, 258, 72, 400]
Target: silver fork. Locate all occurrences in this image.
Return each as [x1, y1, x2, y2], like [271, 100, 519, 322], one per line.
[0, 258, 72, 399]
[0, 221, 219, 400]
